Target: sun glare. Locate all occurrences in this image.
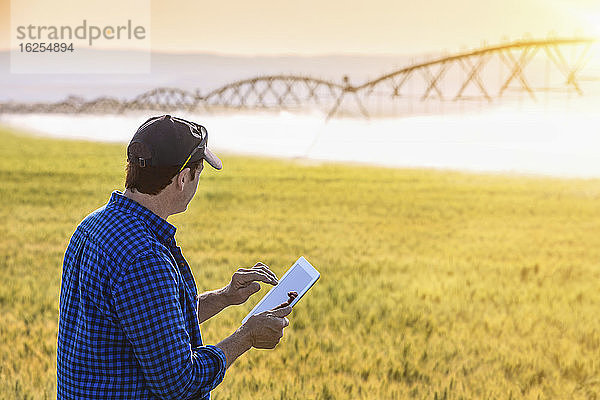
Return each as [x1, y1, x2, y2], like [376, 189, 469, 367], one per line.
[584, 12, 600, 37]
[584, 13, 600, 66]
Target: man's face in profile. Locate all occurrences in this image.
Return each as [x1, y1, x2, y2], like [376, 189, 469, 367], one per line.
[181, 160, 204, 211]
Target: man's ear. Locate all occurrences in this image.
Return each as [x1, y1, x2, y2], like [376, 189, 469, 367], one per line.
[175, 168, 191, 191]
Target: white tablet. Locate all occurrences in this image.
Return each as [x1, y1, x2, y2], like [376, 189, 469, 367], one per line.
[242, 256, 320, 324]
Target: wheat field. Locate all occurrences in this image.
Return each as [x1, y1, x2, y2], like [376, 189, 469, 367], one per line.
[1, 125, 599, 399]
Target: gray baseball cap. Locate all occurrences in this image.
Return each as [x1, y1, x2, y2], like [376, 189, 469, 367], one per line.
[127, 115, 222, 170]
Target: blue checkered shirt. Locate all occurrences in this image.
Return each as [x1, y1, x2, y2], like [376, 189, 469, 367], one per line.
[58, 191, 227, 399]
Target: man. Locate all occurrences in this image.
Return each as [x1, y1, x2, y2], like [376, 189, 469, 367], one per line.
[57, 115, 297, 399]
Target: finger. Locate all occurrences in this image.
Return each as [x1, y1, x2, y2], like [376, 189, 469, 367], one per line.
[240, 266, 272, 276]
[264, 318, 288, 334]
[282, 292, 298, 305]
[256, 339, 280, 349]
[251, 265, 277, 282]
[236, 271, 277, 286]
[271, 298, 292, 311]
[269, 305, 292, 318]
[252, 264, 279, 283]
[267, 317, 289, 333]
[246, 270, 277, 284]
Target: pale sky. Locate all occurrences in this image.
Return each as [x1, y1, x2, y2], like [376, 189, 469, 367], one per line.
[1, 0, 599, 55]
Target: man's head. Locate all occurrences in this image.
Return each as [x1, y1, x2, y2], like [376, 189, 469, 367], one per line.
[124, 115, 222, 214]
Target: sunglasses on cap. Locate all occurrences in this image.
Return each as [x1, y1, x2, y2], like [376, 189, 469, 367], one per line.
[173, 117, 209, 173]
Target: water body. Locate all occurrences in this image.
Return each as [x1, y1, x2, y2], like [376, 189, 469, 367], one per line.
[1, 100, 598, 178]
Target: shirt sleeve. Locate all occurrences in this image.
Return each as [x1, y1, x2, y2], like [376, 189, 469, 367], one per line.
[112, 251, 226, 400]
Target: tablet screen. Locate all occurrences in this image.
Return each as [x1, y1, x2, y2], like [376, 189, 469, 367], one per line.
[255, 265, 312, 312]
[242, 257, 319, 324]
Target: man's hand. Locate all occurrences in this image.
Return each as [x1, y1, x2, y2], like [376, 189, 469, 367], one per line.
[241, 291, 298, 349]
[222, 262, 279, 306]
[197, 262, 279, 324]
[216, 292, 298, 369]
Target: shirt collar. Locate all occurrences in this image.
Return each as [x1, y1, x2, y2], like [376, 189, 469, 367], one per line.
[108, 191, 177, 246]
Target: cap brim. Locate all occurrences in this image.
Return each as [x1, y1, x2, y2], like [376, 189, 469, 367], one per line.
[203, 147, 223, 170]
